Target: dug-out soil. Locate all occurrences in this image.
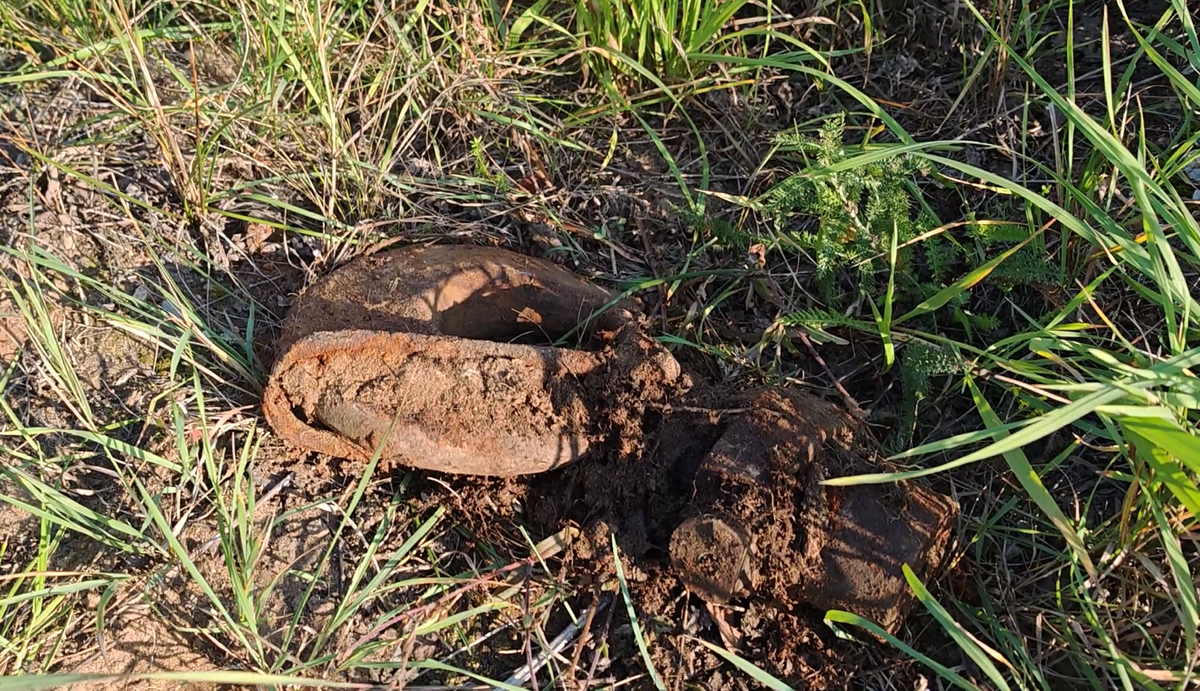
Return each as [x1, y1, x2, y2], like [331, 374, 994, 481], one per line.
[256, 245, 955, 688]
[264, 362, 940, 688]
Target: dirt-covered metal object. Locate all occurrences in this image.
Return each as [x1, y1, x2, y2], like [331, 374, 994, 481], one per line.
[669, 389, 957, 629]
[263, 244, 679, 476]
[265, 330, 604, 475]
[263, 244, 957, 632]
[273, 244, 634, 353]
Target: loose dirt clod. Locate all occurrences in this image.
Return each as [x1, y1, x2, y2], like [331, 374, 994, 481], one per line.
[264, 243, 957, 647]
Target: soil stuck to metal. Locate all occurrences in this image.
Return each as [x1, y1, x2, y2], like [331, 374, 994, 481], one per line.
[263, 244, 959, 687]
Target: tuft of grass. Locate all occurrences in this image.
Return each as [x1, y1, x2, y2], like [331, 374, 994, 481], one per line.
[574, 0, 750, 84]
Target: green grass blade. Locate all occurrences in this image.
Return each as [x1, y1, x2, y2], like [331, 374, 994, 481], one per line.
[690, 0, 750, 51]
[825, 384, 1131, 485]
[132, 476, 260, 658]
[1118, 415, 1200, 517]
[0, 580, 113, 609]
[965, 377, 1097, 578]
[1116, 414, 1200, 475]
[612, 535, 667, 691]
[903, 565, 1013, 691]
[0, 468, 151, 552]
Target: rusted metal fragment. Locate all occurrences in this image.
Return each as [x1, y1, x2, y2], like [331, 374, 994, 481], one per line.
[264, 245, 679, 476]
[277, 244, 632, 354]
[264, 330, 605, 476]
[671, 389, 957, 632]
[262, 243, 958, 631]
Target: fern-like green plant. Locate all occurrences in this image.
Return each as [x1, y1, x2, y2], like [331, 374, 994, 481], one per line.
[923, 236, 961, 286]
[966, 215, 1066, 297]
[762, 115, 934, 277]
[891, 338, 961, 450]
[780, 307, 861, 345]
[988, 247, 1062, 290]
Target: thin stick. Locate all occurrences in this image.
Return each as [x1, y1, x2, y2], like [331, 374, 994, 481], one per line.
[583, 594, 618, 690]
[795, 330, 866, 419]
[566, 585, 602, 684]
